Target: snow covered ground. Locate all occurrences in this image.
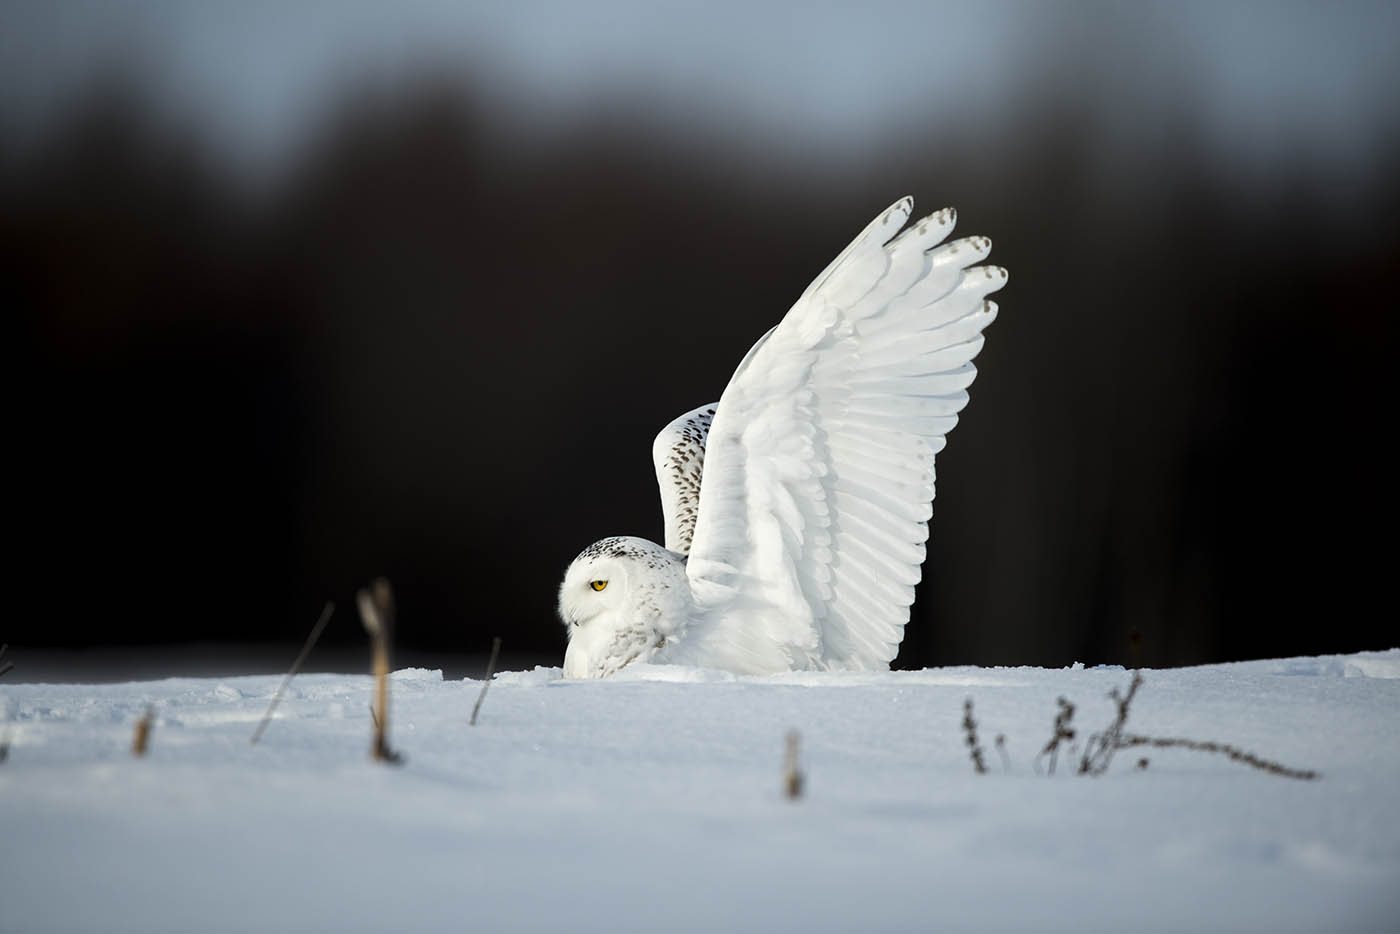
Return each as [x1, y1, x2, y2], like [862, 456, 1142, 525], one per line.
[3, 650, 1398, 933]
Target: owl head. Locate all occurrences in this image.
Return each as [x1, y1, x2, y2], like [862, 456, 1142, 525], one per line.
[557, 536, 690, 678]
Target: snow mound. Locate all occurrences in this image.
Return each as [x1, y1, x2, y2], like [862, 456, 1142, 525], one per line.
[490, 665, 561, 686]
[609, 662, 737, 683]
[389, 667, 444, 682]
[1275, 649, 1400, 679]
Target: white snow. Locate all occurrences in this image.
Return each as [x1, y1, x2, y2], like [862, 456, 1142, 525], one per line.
[2, 650, 1398, 933]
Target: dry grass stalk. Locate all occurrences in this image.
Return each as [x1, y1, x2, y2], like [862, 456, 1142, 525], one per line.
[980, 672, 1320, 781]
[1074, 672, 1319, 780]
[132, 705, 155, 756]
[357, 578, 401, 764]
[1035, 696, 1077, 775]
[963, 698, 987, 774]
[1, 645, 14, 761]
[251, 601, 335, 745]
[783, 729, 805, 800]
[469, 636, 502, 727]
[1118, 733, 1319, 781]
[0, 698, 12, 764]
[1078, 671, 1143, 776]
[994, 734, 1011, 773]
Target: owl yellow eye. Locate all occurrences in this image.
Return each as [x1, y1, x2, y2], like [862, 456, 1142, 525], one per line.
[589, 580, 608, 592]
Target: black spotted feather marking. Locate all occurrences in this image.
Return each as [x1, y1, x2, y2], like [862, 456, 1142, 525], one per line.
[651, 404, 719, 555]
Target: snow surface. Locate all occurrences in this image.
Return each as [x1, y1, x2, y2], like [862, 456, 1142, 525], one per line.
[2, 651, 1398, 933]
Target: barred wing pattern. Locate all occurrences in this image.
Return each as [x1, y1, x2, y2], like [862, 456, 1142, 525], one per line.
[684, 197, 1005, 670]
[651, 403, 718, 555]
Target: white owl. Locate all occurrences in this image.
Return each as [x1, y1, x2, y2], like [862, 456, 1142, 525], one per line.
[558, 197, 1006, 678]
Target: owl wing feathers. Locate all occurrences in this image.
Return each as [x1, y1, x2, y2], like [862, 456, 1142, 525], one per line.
[651, 404, 719, 555]
[684, 197, 1006, 670]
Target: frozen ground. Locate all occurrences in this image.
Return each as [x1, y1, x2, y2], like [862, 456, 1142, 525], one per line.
[2, 650, 1398, 933]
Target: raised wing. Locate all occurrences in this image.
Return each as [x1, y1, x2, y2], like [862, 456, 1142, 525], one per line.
[685, 197, 1005, 670]
[651, 403, 719, 554]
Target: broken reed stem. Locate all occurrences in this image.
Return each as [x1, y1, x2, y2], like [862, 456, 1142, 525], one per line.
[469, 636, 502, 727]
[1078, 671, 1143, 776]
[1035, 696, 1077, 776]
[1118, 733, 1320, 781]
[783, 729, 805, 800]
[963, 698, 988, 774]
[251, 601, 335, 745]
[132, 705, 155, 756]
[357, 578, 401, 764]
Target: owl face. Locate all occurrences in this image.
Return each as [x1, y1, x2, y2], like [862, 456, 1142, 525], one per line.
[558, 550, 628, 633]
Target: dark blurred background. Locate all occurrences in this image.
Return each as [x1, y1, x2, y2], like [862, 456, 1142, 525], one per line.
[3, 1, 1396, 678]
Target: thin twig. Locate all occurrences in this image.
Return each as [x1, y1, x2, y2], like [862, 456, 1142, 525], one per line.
[963, 698, 987, 774]
[251, 602, 335, 745]
[1118, 733, 1320, 781]
[469, 636, 502, 726]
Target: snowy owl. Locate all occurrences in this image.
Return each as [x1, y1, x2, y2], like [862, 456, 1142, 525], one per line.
[558, 197, 1006, 678]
